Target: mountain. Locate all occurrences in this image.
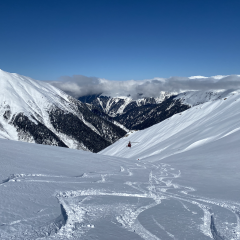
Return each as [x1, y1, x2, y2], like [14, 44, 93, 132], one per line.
[0, 88, 239, 239]
[79, 92, 173, 117]
[78, 93, 189, 131]
[101, 88, 240, 159]
[0, 70, 126, 152]
[114, 96, 190, 130]
[79, 89, 235, 131]
[100, 88, 240, 239]
[175, 89, 237, 106]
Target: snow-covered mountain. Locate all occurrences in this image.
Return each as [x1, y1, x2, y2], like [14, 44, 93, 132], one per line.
[79, 89, 238, 131]
[79, 92, 173, 117]
[175, 89, 239, 106]
[0, 70, 126, 152]
[114, 96, 190, 130]
[79, 93, 190, 130]
[0, 86, 240, 239]
[100, 89, 240, 239]
[101, 89, 240, 160]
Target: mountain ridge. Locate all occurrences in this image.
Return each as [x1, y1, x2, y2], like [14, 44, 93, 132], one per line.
[0, 70, 126, 152]
[78, 88, 238, 131]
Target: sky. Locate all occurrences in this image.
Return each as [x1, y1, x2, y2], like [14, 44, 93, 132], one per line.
[0, 0, 240, 82]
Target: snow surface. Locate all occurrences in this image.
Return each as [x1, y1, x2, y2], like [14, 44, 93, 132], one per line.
[0, 69, 71, 141]
[113, 120, 130, 132]
[0, 69, 113, 150]
[1, 80, 240, 239]
[175, 89, 240, 106]
[0, 69, 70, 117]
[101, 90, 240, 239]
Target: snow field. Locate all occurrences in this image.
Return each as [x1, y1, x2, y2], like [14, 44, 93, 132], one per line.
[1, 69, 240, 239]
[1, 140, 239, 239]
[101, 91, 240, 239]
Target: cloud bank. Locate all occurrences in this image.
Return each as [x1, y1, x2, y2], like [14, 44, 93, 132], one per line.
[50, 74, 240, 99]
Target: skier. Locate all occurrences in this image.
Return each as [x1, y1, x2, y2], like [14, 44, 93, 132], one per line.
[127, 141, 131, 148]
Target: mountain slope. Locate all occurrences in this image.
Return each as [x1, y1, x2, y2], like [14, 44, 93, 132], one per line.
[80, 90, 236, 131]
[0, 70, 126, 152]
[79, 92, 173, 117]
[114, 96, 190, 130]
[99, 90, 240, 239]
[79, 93, 191, 131]
[0, 88, 240, 239]
[100, 89, 240, 160]
[175, 89, 238, 106]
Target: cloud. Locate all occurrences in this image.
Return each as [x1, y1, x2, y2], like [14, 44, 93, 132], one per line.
[50, 74, 240, 99]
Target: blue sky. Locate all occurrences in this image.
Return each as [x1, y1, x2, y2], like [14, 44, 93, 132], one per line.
[0, 0, 240, 81]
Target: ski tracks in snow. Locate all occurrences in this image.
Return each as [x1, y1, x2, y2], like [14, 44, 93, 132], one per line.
[52, 162, 240, 239]
[1, 162, 240, 240]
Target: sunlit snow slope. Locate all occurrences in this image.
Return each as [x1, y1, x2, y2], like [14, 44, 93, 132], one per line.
[101, 89, 240, 162]
[0, 89, 240, 239]
[0, 69, 126, 152]
[0, 139, 138, 239]
[100, 90, 240, 239]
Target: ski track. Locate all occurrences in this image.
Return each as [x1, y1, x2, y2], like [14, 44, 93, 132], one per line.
[152, 216, 176, 239]
[1, 162, 240, 240]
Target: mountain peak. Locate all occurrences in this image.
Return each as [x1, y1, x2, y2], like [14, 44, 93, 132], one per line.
[0, 70, 126, 152]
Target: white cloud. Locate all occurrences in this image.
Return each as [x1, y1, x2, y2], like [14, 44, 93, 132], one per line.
[50, 74, 240, 99]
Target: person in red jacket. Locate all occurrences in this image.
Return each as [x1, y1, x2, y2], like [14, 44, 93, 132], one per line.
[127, 141, 131, 148]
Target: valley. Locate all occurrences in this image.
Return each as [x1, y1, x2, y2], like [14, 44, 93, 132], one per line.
[0, 84, 239, 239]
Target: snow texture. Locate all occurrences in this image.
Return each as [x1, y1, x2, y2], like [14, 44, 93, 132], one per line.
[0, 69, 126, 152]
[0, 87, 240, 239]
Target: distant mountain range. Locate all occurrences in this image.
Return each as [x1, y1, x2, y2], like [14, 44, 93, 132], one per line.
[78, 90, 234, 131]
[79, 92, 173, 117]
[0, 70, 126, 152]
